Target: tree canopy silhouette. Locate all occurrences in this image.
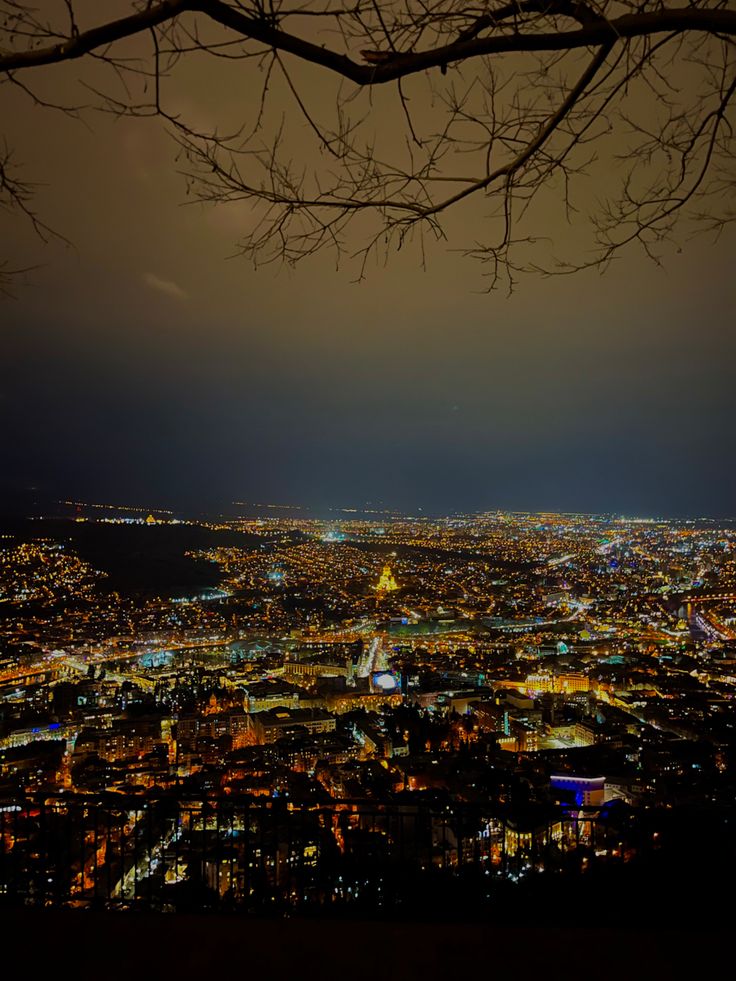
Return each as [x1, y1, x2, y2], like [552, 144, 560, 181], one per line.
[1, 1, 735, 289]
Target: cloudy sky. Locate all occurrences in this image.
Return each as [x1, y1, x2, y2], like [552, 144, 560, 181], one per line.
[2, 3, 734, 518]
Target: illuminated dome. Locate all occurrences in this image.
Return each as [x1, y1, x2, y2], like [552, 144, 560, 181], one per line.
[376, 564, 398, 593]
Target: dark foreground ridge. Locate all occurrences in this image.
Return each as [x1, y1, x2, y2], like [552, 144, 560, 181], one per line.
[5, 910, 730, 981]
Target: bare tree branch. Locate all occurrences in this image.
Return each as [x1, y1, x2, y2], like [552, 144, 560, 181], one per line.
[1, 2, 734, 290]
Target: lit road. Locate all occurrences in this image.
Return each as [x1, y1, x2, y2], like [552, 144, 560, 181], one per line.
[111, 816, 179, 900]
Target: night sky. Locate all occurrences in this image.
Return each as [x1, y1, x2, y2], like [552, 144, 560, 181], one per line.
[2, 6, 734, 519]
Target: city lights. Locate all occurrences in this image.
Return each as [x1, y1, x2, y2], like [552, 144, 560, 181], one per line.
[0, 506, 733, 915]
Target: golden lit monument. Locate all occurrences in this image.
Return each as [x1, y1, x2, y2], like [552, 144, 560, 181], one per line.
[376, 564, 398, 593]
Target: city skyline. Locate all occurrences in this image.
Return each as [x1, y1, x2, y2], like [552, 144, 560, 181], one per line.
[3, 494, 736, 524]
[1, 505, 734, 922]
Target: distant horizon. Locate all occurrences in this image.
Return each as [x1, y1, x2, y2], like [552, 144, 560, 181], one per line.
[1, 493, 734, 525]
[4, 0, 734, 573]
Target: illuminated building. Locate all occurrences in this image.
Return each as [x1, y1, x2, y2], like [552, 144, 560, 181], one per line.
[497, 725, 539, 753]
[370, 670, 400, 693]
[551, 774, 606, 807]
[376, 564, 398, 593]
[244, 679, 301, 713]
[283, 653, 356, 682]
[249, 707, 337, 744]
[73, 717, 171, 762]
[503, 814, 564, 856]
[525, 672, 590, 694]
[557, 673, 590, 693]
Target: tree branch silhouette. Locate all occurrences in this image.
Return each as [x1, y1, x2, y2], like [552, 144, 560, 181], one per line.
[1, 1, 734, 290]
